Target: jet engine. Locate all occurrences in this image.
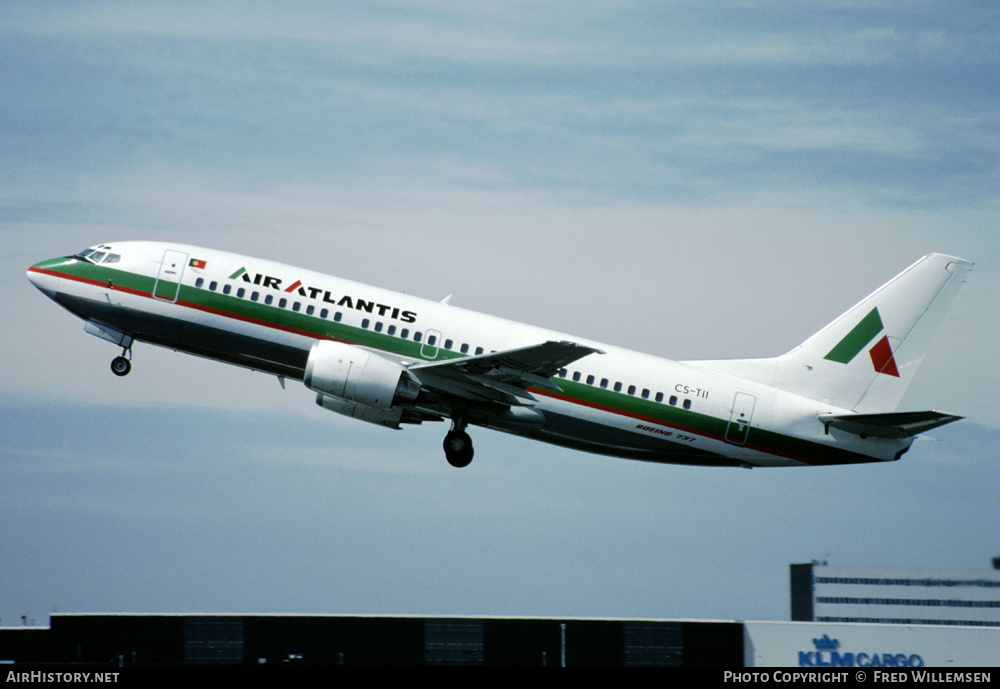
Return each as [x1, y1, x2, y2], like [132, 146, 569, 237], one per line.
[304, 340, 421, 428]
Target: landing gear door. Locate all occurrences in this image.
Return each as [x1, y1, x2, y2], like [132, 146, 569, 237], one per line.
[153, 250, 189, 303]
[725, 392, 756, 445]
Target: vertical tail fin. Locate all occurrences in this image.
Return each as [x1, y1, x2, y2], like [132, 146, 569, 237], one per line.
[685, 253, 973, 412]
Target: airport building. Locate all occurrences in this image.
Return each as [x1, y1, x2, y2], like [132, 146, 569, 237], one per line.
[3, 561, 998, 667]
[0, 614, 742, 667]
[2, 612, 998, 667]
[790, 562, 1000, 628]
[744, 620, 998, 667]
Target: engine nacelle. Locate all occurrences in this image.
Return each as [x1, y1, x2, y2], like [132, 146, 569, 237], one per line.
[315, 393, 405, 429]
[303, 340, 419, 410]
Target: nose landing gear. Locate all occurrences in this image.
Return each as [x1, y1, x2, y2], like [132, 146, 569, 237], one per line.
[443, 418, 474, 468]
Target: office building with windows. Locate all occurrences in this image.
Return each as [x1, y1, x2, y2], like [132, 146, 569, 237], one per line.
[791, 562, 1000, 627]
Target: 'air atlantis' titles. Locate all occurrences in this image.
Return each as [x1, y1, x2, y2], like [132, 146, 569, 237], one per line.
[232, 268, 417, 323]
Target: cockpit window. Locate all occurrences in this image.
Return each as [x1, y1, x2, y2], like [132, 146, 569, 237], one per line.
[74, 248, 120, 264]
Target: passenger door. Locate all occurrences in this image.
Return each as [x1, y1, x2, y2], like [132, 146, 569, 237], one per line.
[153, 250, 189, 302]
[725, 392, 756, 445]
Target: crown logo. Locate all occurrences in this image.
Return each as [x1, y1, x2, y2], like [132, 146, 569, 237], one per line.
[812, 634, 839, 651]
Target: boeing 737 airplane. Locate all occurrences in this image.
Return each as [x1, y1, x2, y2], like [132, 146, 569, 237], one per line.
[27, 243, 972, 469]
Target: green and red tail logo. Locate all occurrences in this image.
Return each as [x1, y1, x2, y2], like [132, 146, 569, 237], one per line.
[823, 307, 899, 377]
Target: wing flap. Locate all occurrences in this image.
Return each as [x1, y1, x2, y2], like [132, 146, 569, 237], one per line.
[409, 340, 603, 401]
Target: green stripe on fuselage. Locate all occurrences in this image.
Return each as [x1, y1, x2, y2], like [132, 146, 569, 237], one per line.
[823, 307, 883, 364]
[40, 260, 877, 465]
[36, 257, 157, 294]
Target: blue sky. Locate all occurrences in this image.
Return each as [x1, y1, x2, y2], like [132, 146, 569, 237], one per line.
[2, 1, 999, 626]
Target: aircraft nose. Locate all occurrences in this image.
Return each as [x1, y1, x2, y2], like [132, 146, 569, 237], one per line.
[27, 262, 58, 298]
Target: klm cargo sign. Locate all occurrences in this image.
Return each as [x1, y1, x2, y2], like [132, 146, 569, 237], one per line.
[799, 635, 924, 668]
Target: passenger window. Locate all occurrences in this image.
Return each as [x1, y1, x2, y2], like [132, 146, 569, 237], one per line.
[223, 285, 232, 295]
[613, 382, 622, 392]
[600, 378, 608, 389]
[320, 308, 328, 319]
[559, 369, 567, 378]
[655, 392, 664, 403]
[641, 389, 650, 399]
[475, 347, 484, 355]
[195, 278, 204, 288]
[306, 305, 314, 315]
[265, 295, 273, 305]
[278, 298, 287, 308]
[460, 344, 469, 354]
[334, 312, 342, 322]
[209, 281, 218, 291]
[388, 325, 396, 336]
[627, 385, 636, 395]
[427, 334, 437, 346]
[374, 322, 383, 332]
[669, 395, 678, 406]
[414, 332, 422, 343]
[237, 288, 245, 298]
[401, 328, 409, 339]
[251, 291, 259, 302]
[573, 371, 581, 382]
[586, 375, 595, 385]
[292, 302, 301, 312]
[683, 399, 692, 410]
[362, 319, 370, 329]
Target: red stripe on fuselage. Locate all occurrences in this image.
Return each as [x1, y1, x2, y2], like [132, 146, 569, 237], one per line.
[28, 265, 337, 343]
[530, 388, 829, 466]
[31, 266, 837, 466]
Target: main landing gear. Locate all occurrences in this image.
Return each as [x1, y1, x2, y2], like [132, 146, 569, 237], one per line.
[443, 418, 474, 468]
[110, 344, 132, 377]
[111, 357, 131, 376]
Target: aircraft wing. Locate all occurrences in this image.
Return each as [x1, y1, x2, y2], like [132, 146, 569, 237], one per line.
[818, 411, 963, 439]
[407, 340, 603, 406]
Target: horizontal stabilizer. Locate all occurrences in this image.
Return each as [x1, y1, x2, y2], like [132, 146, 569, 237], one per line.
[818, 411, 963, 439]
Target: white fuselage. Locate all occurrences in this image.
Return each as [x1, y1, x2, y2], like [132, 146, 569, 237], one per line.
[28, 241, 916, 468]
